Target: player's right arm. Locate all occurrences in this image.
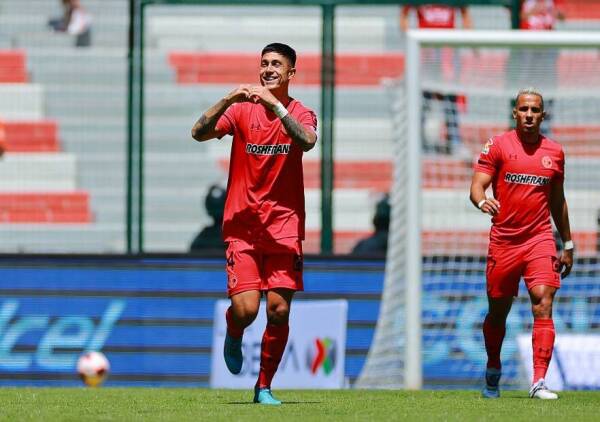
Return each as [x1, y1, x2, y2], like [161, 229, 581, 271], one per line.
[470, 172, 500, 216]
[191, 85, 251, 142]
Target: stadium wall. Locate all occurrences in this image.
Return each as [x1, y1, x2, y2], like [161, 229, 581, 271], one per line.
[0, 255, 383, 387]
[0, 255, 597, 389]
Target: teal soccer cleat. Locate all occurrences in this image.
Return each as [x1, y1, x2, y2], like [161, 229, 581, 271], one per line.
[253, 387, 282, 405]
[223, 333, 243, 375]
[481, 368, 501, 399]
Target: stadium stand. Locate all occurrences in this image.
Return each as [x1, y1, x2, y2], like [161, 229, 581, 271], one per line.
[0, 44, 91, 230]
[0, 1, 598, 254]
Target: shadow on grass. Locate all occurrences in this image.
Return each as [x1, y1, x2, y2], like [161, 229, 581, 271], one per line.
[226, 401, 322, 405]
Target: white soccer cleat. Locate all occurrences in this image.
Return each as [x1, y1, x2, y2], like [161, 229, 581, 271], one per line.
[529, 379, 558, 400]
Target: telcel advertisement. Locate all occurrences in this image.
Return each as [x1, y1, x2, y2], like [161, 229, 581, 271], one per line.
[211, 300, 348, 389]
[0, 299, 124, 371]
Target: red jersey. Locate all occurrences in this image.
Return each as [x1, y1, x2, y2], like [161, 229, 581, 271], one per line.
[404, 5, 457, 29]
[216, 100, 317, 243]
[474, 130, 564, 246]
[520, 0, 560, 30]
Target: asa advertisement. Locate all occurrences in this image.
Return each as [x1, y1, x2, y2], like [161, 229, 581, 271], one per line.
[210, 299, 348, 389]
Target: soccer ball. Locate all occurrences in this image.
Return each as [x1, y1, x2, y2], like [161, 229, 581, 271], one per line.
[77, 351, 110, 387]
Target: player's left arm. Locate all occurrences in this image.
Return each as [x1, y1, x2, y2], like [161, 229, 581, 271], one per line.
[248, 85, 317, 152]
[549, 179, 574, 278]
[279, 114, 317, 152]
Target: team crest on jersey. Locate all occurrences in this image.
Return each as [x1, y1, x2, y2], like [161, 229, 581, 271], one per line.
[481, 138, 493, 155]
[542, 156, 553, 169]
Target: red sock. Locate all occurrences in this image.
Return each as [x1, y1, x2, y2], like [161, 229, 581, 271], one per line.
[225, 307, 243, 339]
[532, 318, 555, 383]
[257, 323, 289, 388]
[483, 314, 506, 370]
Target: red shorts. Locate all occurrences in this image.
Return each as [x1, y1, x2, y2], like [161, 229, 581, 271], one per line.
[486, 238, 560, 298]
[225, 237, 303, 297]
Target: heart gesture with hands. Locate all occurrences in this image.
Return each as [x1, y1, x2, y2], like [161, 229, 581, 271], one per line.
[247, 85, 280, 110]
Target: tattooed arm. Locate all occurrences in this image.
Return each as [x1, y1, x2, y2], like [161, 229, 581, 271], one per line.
[246, 85, 317, 152]
[191, 85, 251, 142]
[280, 114, 317, 152]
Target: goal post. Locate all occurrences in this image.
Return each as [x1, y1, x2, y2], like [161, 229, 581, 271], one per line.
[357, 30, 600, 389]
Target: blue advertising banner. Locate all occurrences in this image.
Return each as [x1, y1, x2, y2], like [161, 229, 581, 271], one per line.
[0, 256, 382, 387]
[0, 256, 598, 388]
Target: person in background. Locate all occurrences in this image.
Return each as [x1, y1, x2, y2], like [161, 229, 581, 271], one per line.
[508, 0, 565, 135]
[48, 0, 92, 47]
[189, 184, 226, 252]
[400, 4, 472, 156]
[351, 194, 390, 256]
[520, 0, 564, 30]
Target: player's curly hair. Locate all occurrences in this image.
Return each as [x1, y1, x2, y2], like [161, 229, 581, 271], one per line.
[261, 43, 296, 67]
[516, 87, 544, 110]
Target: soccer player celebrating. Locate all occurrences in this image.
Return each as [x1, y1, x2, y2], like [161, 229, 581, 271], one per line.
[470, 88, 573, 399]
[191, 43, 317, 405]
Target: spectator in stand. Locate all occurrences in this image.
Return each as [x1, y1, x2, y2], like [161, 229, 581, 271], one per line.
[48, 0, 92, 47]
[520, 0, 565, 30]
[189, 184, 226, 252]
[508, 0, 565, 135]
[351, 194, 390, 256]
[400, 4, 472, 156]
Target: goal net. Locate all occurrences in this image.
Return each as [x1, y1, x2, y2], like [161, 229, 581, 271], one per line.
[357, 30, 600, 389]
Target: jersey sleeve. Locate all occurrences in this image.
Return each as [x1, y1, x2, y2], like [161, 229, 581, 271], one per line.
[554, 147, 565, 183]
[215, 104, 237, 138]
[298, 109, 318, 135]
[474, 136, 502, 176]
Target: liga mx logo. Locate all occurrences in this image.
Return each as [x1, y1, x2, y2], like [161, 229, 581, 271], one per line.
[306, 337, 336, 375]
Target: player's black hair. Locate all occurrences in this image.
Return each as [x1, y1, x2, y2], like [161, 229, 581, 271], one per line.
[261, 43, 296, 67]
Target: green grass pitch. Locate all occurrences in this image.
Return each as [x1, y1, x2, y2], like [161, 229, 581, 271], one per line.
[2, 389, 599, 421]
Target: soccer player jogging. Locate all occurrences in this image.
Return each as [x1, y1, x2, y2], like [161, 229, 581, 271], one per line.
[470, 88, 573, 400]
[191, 43, 317, 405]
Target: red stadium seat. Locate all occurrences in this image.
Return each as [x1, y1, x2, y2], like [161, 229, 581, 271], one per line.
[460, 51, 508, 88]
[462, 122, 600, 157]
[304, 229, 597, 255]
[168, 52, 404, 86]
[219, 158, 392, 190]
[557, 52, 600, 87]
[3, 120, 60, 152]
[304, 230, 370, 254]
[561, 0, 600, 19]
[0, 192, 92, 223]
[422, 230, 597, 256]
[0, 50, 27, 83]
